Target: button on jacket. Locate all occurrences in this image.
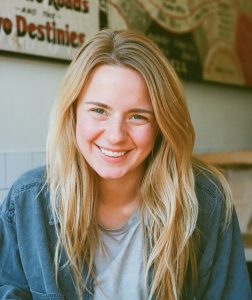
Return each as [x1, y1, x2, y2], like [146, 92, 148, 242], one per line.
[0, 166, 251, 299]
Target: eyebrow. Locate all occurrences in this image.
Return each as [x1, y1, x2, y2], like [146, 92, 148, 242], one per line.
[84, 101, 154, 115]
[84, 101, 110, 109]
[128, 108, 154, 115]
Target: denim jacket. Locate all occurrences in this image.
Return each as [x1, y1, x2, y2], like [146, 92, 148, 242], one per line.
[0, 166, 251, 300]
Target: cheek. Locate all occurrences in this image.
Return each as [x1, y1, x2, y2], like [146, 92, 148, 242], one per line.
[76, 118, 96, 150]
[76, 119, 85, 144]
[132, 127, 157, 152]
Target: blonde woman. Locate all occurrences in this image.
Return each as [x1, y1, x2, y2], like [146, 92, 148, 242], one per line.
[0, 29, 251, 300]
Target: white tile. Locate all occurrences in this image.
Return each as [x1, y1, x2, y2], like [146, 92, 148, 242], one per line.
[6, 153, 32, 188]
[32, 152, 46, 168]
[0, 154, 5, 189]
[0, 189, 8, 205]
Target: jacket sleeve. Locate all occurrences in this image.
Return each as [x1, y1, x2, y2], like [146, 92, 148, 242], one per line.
[0, 191, 32, 299]
[196, 196, 252, 300]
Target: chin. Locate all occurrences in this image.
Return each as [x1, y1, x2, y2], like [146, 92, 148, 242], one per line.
[95, 169, 129, 180]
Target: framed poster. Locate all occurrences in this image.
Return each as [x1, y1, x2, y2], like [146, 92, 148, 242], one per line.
[0, 0, 100, 60]
[106, 0, 252, 88]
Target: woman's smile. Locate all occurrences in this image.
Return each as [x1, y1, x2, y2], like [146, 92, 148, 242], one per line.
[97, 145, 129, 158]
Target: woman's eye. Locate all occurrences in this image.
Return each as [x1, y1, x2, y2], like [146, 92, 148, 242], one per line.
[91, 108, 106, 115]
[131, 114, 147, 121]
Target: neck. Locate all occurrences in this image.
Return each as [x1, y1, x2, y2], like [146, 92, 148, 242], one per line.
[96, 172, 143, 229]
[98, 172, 142, 208]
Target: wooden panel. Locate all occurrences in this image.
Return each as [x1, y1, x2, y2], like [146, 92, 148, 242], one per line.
[195, 151, 252, 166]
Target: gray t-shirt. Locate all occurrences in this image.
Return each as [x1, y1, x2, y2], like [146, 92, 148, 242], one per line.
[94, 210, 145, 300]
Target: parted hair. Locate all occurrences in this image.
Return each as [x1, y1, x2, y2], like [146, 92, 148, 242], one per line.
[46, 29, 232, 299]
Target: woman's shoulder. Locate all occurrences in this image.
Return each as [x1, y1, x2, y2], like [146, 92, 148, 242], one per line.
[194, 165, 233, 239]
[194, 166, 230, 225]
[195, 168, 223, 208]
[193, 157, 232, 211]
[0, 166, 48, 224]
[10, 166, 47, 191]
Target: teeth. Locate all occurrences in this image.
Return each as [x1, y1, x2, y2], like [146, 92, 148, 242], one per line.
[100, 147, 127, 157]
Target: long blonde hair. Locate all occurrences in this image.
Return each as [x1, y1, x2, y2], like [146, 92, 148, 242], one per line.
[46, 29, 232, 299]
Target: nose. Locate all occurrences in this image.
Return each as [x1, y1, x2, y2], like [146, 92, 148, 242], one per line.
[105, 117, 128, 144]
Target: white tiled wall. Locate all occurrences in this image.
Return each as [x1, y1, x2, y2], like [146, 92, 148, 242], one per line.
[0, 154, 5, 190]
[5, 153, 33, 189]
[0, 152, 45, 204]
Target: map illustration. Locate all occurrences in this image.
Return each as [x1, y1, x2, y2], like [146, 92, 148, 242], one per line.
[104, 0, 252, 87]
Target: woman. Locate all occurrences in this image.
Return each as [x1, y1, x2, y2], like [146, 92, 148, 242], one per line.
[0, 29, 251, 300]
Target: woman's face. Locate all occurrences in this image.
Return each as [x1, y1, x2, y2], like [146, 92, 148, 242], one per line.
[76, 64, 158, 181]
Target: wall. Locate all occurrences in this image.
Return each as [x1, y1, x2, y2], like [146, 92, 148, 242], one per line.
[0, 53, 67, 200]
[0, 54, 252, 202]
[0, 54, 67, 152]
[185, 81, 252, 153]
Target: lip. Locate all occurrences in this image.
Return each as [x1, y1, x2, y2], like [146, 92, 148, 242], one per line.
[95, 144, 132, 161]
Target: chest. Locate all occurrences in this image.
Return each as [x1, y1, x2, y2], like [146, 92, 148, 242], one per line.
[93, 210, 145, 300]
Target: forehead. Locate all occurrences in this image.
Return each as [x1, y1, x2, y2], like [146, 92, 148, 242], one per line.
[84, 64, 147, 89]
[78, 64, 153, 109]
